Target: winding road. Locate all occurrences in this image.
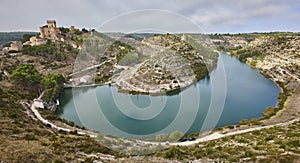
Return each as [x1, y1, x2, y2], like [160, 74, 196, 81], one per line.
[24, 92, 98, 138]
[24, 95, 299, 147]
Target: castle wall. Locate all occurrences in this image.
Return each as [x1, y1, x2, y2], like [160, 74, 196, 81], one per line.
[39, 20, 60, 39]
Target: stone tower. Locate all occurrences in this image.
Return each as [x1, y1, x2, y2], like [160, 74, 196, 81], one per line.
[39, 20, 60, 39]
[47, 20, 56, 28]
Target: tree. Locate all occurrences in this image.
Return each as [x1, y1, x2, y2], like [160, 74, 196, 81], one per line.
[19, 34, 35, 43]
[81, 28, 89, 33]
[239, 119, 249, 125]
[9, 64, 42, 90]
[59, 27, 70, 34]
[41, 73, 65, 102]
[168, 130, 184, 142]
[163, 146, 182, 159]
[155, 133, 169, 142]
[73, 29, 83, 35]
[263, 107, 276, 117]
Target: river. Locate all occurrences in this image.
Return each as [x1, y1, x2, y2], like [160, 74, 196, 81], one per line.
[57, 53, 280, 138]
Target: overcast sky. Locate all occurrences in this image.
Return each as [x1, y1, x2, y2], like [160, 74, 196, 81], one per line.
[0, 0, 299, 33]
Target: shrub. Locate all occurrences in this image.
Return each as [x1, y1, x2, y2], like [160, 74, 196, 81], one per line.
[239, 119, 249, 125]
[168, 131, 184, 142]
[155, 133, 169, 142]
[250, 118, 261, 125]
[263, 107, 276, 117]
[24, 134, 37, 141]
[163, 146, 183, 159]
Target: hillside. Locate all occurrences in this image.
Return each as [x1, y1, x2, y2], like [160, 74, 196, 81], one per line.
[224, 34, 300, 126]
[0, 32, 37, 48]
[111, 34, 217, 94]
[153, 33, 300, 162]
[0, 31, 299, 162]
[71, 33, 218, 94]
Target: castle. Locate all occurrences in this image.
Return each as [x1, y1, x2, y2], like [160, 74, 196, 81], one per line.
[4, 20, 79, 50]
[39, 20, 60, 39]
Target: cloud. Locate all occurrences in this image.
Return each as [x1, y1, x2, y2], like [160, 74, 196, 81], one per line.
[98, 10, 202, 33]
[0, 0, 299, 33]
[188, 1, 291, 26]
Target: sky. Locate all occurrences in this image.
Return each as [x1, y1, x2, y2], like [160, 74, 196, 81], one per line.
[0, 0, 300, 33]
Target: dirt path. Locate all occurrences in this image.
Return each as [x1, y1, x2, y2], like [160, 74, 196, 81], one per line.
[25, 93, 98, 138]
[31, 103, 97, 138]
[112, 61, 145, 92]
[24, 85, 300, 148]
[171, 118, 299, 146]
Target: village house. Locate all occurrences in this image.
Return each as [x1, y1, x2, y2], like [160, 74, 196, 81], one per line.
[2, 41, 23, 53]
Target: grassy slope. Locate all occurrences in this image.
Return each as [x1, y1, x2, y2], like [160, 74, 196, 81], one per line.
[0, 32, 299, 162]
[0, 82, 120, 162]
[154, 33, 300, 162]
[0, 32, 37, 47]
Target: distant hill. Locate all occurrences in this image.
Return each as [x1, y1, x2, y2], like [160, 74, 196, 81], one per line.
[124, 33, 156, 41]
[104, 32, 156, 41]
[0, 32, 37, 48]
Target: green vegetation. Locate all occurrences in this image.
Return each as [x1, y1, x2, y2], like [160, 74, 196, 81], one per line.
[250, 118, 262, 125]
[19, 34, 36, 43]
[23, 41, 56, 55]
[162, 146, 183, 159]
[9, 64, 42, 91]
[250, 59, 257, 67]
[181, 35, 219, 79]
[0, 32, 37, 47]
[239, 119, 250, 125]
[263, 107, 276, 118]
[22, 41, 73, 61]
[255, 81, 291, 121]
[239, 118, 262, 126]
[59, 27, 70, 34]
[41, 73, 65, 102]
[155, 134, 169, 142]
[154, 131, 185, 142]
[0, 86, 120, 162]
[186, 35, 219, 63]
[191, 62, 209, 80]
[155, 121, 300, 162]
[1, 31, 299, 161]
[168, 131, 184, 142]
[104, 61, 112, 66]
[234, 49, 265, 62]
[8, 64, 67, 103]
[114, 41, 135, 64]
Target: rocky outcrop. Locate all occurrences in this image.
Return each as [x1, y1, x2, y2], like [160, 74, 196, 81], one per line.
[111, 34, 216, 94]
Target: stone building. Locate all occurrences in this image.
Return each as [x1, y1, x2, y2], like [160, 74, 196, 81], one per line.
[39, 20, 60, 39]
[23, 36, 47, 46]
[10, 41, 23, 51]
[2, 41, 23, 52]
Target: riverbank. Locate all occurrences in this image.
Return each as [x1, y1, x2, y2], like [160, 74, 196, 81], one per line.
[40, 53, 289, 141]
[263, 83, 300, 125]
[239, 55, 299, 126]
[17, 36, 299, 161]
[25, 92, 98, 138]
[26, 90, 299, 148]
